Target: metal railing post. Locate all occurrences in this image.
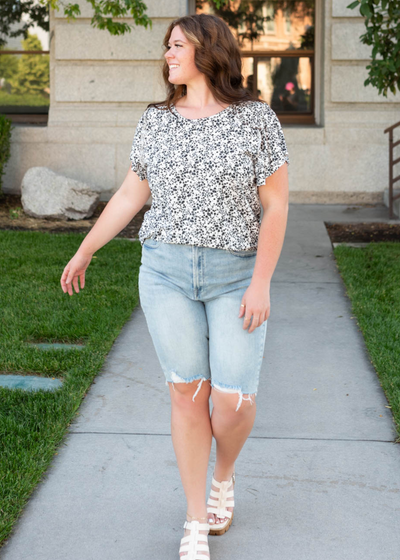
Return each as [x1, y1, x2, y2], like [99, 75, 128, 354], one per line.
[389, 130, 394, 219]
[384, 120, 400, 219]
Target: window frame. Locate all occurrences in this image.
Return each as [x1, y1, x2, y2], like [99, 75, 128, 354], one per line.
[0, 49, 50, 125]
[192, 0, 318, 126]
[240, 48, 315, 125]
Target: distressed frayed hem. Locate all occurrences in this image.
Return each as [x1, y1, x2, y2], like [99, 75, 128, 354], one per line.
[211, 382, 257, 412]
[165, 372, 210, 402]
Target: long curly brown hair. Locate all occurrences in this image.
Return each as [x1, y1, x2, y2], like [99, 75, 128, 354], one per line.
[146, 13, 267, 114]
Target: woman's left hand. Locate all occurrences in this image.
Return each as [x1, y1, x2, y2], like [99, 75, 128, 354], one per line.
[238, 280, 270, 333]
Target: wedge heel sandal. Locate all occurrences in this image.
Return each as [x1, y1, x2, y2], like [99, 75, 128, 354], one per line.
[207, 472, 235, 536]
[179, 515, 210, 560]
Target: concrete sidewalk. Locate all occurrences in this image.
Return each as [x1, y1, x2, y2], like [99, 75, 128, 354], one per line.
[1, 204, 400, 560]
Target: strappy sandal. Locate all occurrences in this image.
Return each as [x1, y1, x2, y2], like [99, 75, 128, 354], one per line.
[179, 513, 210, 559]
[207, 471, 235, 536]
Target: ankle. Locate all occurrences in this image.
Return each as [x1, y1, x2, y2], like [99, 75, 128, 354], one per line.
[186, 511, 208, 522]
[213, 465, 235, 482]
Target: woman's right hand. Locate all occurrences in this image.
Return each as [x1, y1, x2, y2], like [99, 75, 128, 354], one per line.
[60, 251, 93, 296]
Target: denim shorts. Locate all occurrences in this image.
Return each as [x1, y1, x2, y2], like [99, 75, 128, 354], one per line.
[138, 238, 268, 411]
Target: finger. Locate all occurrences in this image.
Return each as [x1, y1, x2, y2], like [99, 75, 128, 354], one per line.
[242, 312, 252, 330]
[79, 273, 85, 290]
[238, 302, 245, 317]
[65, 272, 74, 296]
[62, 275, 73, 296]
[248, 315, 260, 333]
[60, 268, 70, 293]
[72, 276, 80, 294]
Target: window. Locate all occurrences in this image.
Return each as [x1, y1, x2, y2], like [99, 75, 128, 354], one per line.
[0, 16, 50, 124]
[263, 4, 276, 34]
[196, 1, 316, 124]
[284, 8, 292, 34]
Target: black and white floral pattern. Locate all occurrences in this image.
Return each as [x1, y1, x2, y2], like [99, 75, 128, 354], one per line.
[130, 100, 289, 251]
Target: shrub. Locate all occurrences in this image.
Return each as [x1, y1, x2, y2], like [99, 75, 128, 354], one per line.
[0, 114, 13, 198]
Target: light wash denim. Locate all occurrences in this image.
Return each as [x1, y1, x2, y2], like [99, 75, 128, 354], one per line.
[138, 238, 268, 411]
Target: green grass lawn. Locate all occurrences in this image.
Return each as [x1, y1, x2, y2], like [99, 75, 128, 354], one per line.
[0, 230, 141, 545]
[1, 231, 399, 546]
[333, 242, 400, 442]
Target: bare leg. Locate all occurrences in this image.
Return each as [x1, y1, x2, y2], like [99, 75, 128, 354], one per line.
[208, 388, 257, 526]
[167, 378, 212, 558]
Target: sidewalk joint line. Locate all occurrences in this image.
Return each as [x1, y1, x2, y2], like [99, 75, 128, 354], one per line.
[69, 431, 398, 443]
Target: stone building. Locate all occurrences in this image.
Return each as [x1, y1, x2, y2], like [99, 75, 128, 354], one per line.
[2, 0, 399, 203]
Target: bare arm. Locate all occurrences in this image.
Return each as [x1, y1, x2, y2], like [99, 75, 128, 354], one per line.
[251, 162, 289, 287]
[238, 162, 289, 332]
[78, 167, 151, 257]
[60, 167, 150, 295]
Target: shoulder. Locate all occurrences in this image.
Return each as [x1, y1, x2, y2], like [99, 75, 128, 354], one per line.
[145, 103, 171, 117]
[233, 99, 277, 125]
[139, 103, 174, 127]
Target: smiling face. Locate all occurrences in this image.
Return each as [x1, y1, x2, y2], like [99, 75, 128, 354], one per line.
[164, 25, 201, 85]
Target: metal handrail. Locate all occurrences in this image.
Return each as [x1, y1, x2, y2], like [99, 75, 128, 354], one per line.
[384, 120, 400, 219]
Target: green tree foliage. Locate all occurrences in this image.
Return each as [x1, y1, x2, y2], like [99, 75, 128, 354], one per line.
[0, 49, 19, 82]
[347, 0, 400, 97]
[0, 0, 160, 50]
[0, 0, 49, 50]
[0, 1, 233, 50]
[0, 115, 13, 198]
[196, 0, 314, 48]
[7, 33, 49, 97]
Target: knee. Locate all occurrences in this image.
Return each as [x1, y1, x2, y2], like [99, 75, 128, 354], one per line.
[211, 387, 256, 417]
[168, 377, 211, 409]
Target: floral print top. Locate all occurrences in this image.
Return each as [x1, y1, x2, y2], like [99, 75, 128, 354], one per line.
[129, 100, 289, 251]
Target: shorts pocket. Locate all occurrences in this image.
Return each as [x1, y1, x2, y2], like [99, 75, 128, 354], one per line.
[143, 237, 162, 249]
[227, 248, 257, 257]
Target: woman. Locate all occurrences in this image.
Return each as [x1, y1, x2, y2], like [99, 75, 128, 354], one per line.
[61, 13, 289, 560]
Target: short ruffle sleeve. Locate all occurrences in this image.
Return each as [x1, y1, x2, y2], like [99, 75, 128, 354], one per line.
[255, 104, 289, 187]
[129, 110, 148, 181]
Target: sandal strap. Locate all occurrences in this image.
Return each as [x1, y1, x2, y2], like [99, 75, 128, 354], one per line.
[181, 531, 209, 542]
[207, 497, 235, 509]
[180, 538, 209, 547]
[183, 520, 210, 531]
[180, 554, 209, 560]
[211, 473, 235, 488]
[180, 519, 210, 560]
[207, 472, 235, 520]
[180, 550, 210, 560]
[208, 489, 235, 499]
[207, 505, 233, 518]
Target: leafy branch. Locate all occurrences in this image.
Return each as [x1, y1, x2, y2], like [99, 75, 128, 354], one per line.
[197, 1, 314, 48]
[0, 0, 157, 48]
[347, 0, 400, 97]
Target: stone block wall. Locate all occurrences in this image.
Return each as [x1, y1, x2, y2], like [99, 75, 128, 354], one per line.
[3, 0, 400, 204]
[5, 0, 186, 200]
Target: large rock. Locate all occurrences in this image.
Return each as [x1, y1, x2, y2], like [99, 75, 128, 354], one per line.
[21, 167, 100, 220]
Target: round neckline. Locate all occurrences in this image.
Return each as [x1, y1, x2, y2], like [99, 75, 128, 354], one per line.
[171, 102, 233, 121]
